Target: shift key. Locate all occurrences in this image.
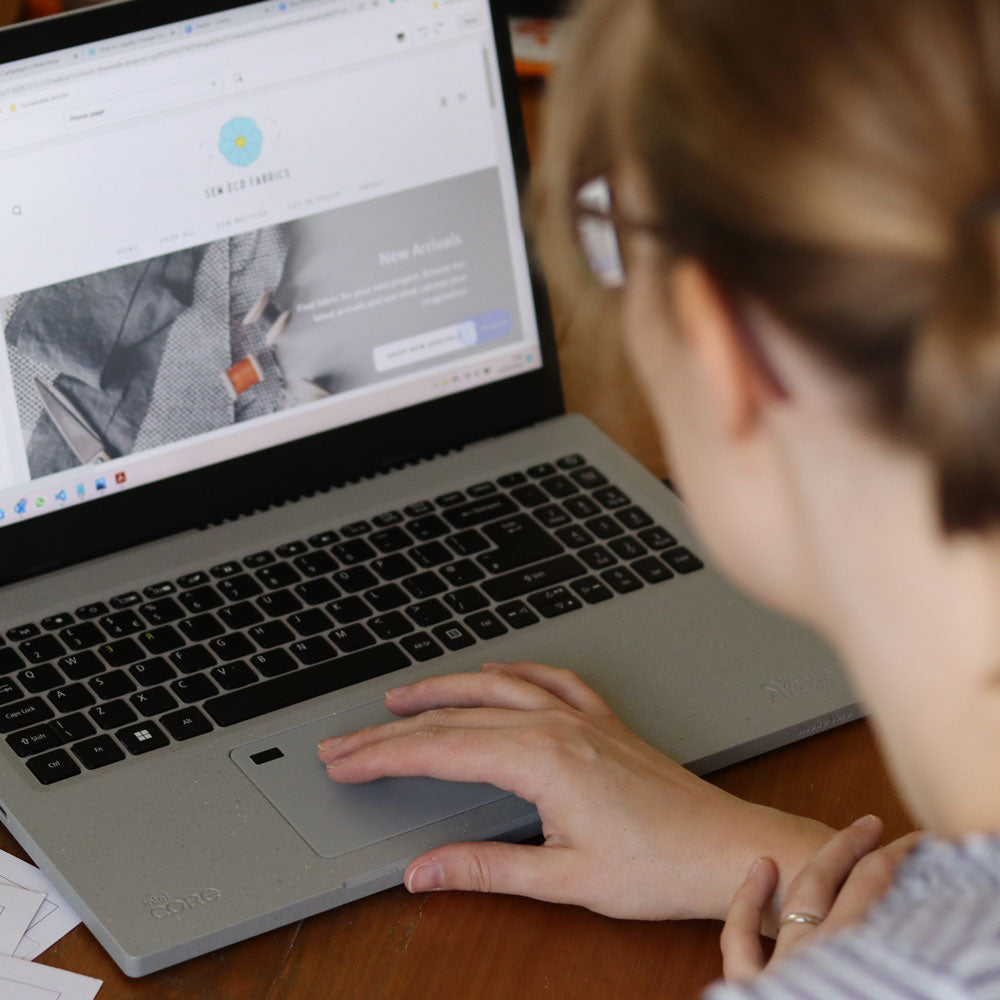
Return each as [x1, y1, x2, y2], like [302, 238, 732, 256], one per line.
[482, 555, 587, 602]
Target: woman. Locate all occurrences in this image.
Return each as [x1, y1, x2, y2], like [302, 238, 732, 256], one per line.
[319, 0, 1000, 993]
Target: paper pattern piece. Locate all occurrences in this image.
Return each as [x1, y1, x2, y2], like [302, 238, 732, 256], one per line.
[0, 953, 101, 1000]
[0, 883, 45, 957]
[0, 850, 81, 960]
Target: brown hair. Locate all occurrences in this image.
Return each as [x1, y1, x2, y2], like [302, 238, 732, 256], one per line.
[533, 0, 1000, 533]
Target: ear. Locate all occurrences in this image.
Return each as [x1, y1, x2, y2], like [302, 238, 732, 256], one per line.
[669, 260, 776, 439]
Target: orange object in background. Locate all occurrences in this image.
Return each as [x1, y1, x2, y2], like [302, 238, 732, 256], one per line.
[24, 0, 63, 17]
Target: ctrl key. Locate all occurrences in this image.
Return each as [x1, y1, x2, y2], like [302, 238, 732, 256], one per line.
[27, 748, 81, 784]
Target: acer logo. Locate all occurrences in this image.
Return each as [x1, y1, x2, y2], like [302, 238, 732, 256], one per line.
[144, 888, 222, 919]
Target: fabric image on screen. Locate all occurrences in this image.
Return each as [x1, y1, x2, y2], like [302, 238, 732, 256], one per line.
[2, 167, 521, 479]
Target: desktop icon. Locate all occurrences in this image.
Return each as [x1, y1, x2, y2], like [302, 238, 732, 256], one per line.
[96, 478, 107, 491]
[55, 489, 67, 502]
[0, 509, 5, 521]
[34, 497, 45, 508]
[14, 499, 27, 515]
[115, 472, 127, 485]
[76, 484, 86, 498]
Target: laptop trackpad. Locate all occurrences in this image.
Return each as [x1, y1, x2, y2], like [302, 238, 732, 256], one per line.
[230, 702, 511, 859]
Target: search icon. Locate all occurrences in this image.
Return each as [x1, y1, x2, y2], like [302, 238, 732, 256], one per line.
[11, 205, 22, 216]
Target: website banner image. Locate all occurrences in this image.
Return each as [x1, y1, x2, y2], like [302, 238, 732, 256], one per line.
[2, 167, 522, 481]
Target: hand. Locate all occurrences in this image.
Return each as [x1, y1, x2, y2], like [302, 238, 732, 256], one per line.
[318, 661, 834, 923]
[721, 818, 922, 981]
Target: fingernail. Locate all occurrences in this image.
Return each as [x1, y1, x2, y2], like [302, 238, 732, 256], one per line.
[407, 863, 444, 893]
[317, 737, 342, 753]
[385, 685, 409, 700]
[852, 814, 879, 828]
[748, 857, 767, 878]
[481, 661, 510, 671]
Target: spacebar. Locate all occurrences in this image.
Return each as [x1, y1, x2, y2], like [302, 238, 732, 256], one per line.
[204, 643, 411, 727]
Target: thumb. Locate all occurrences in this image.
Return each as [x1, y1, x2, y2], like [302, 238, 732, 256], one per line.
[404, 842, 573, 902]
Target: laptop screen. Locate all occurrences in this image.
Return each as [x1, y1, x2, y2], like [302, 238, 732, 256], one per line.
[0, 0, 543, 530]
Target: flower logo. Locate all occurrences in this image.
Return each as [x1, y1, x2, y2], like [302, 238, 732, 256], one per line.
[219, 117, 263, 167]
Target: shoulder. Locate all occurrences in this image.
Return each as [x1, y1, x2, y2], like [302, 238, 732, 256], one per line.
[704, 834, 1000, 1000]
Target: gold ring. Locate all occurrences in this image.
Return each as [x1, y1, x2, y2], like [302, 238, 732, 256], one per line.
[780, 912, 824, 928]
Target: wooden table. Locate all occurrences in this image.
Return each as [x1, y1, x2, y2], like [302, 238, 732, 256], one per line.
[0, 78, 915, 1000]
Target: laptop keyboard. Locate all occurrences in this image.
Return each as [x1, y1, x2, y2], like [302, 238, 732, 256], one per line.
[0, 455, 704, 786]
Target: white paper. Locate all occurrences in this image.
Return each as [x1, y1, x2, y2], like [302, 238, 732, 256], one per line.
[0, 952, 101, 1000]
[0, 851, 81, 960]
[0, 884, 45, 957]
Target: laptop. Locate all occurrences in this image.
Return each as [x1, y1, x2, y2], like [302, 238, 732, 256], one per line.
[0, 0, 860, 977]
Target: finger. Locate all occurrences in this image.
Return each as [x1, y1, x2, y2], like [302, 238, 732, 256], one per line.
[403, 841, 577, 904]
[382, 668, 571, 717]
[775, 815, 883, 958]
[318, 704, 554, 764]
[721, 858, 779, 982]
[482, 661, 615, 716]
[322, 723, 551, 802]
[820, 832, 922, 933]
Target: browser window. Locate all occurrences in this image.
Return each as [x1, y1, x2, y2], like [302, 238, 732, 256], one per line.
[0, 0, 541, 525]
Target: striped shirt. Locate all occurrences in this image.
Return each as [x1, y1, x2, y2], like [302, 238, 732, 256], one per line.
[705, 834, 1000, 999]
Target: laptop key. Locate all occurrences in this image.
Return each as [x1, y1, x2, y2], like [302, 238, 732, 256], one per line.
[60, 650, 105, 680]
[465, 482, 498, 498]
[138, 626, 185, 655]
[293, 552, 337, 579]
[564, 495, 600, 519]
[244, 551, 276, 569]
[276, 541, 308, 558]
[130, 686, 178, 716]
[48, 683, 95, 713]
[0, 698, 54, 733]
[540, 474, 578, 499]
[208, 634, 256, 661]
[41, 612, 74, 631]
[609, 537, 647, 561]
[447, 529, 489, 556]
[118, 722, 170, 756]
[52, 713, 96, 743]
[218, 574, 265, 601]
[171, 675, 219, 704]
[161, 707, 213, 741]
[90, 671, 137, 700]
[27, 749, 81, 784]
[218, 601, 265, 629]
[579, 545, 616, 571]
[291, 637, 337, 666]
[497, 471, 527, 488]
[585, 515, 624, 540]
[18, 665, 63, 693]
[7, 625, 39, 642]
[19, 635, 66, 664]
[257, 589, 303, 618]
[333, 567, 379, 593]
[593, 485, 631, 510]
[440, 559, 485, 587]
[341, 521, 373, 538]
[556, 526, 594, 549]
[373, 510, 404, 527]
[557, 454, 587, 470]
[365, 584, 410, 612]
[138, 598, 186, 626]
[369, 527, 413, 554]
[130, 657, 176, 687]
[293, 580, 340, 606]
[332, 539, 377, 564]
[404, 500, 436, 517]
[0, 648, 24, 674]
[633, 556, 674, 584]
[511, 484, 548, 508]
[331, 625, 376, 653]
[287, 610, 334, 637]
[443, 495, 518, 529]
[443, 587, 489, 615]
[662, 548, 705, 574]
[7, 723, 63, 758]
[60, 622, 105, 652]
[250, 649, 298, 677]
[484, 515, 562, 562]
[90, 699, 137, 731]
[372, 554, 417, 580]
[400, 633, 444, 662]
[177, 571, 210, 589]
[410, 541, 452, 568]
[601, 567, 644, 594]
[256, 563, 302, 590]
[72, 736, 125, 771]
[570, 467, 608, 490]
[527, 463, 556, 479]
[170, 645, 217, 674]
[571, 577, 614, 604]
[98, 639, 144, 667]
[407, 515, 450, 541]
[249, 620, 295, 649]
[435, 491, 465, 507]
[308, 531, 339, 548]
[205, 643, 411, 727]
[211, 562, 242, 579]
[535, 504, 572, 529]
[369, 613, 414, 641]
[617, 506, 654, 530]
[179, 613, 225, 642]
[210, 661, 257, 690]
[144, 582, 176, 599]
[75, 602, 108, 620]
[465, 611, 507, 640]
[637, 526, 678, 550]
[326, 596, 372, 625]
[0, 678, 23, 706]
[405, 599, 450, 628]
[432, 622, 476, 651]
[403, 571, 448, 600]
[100, 611, 145, 638]
[528, 586, 584, 619]
[482, 555, 588, 602]
[109, 591, 142, 609]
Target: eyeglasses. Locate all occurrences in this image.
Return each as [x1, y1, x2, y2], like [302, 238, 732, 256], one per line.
[573, 175, 789, 399]
[573, 175, 668, 290]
